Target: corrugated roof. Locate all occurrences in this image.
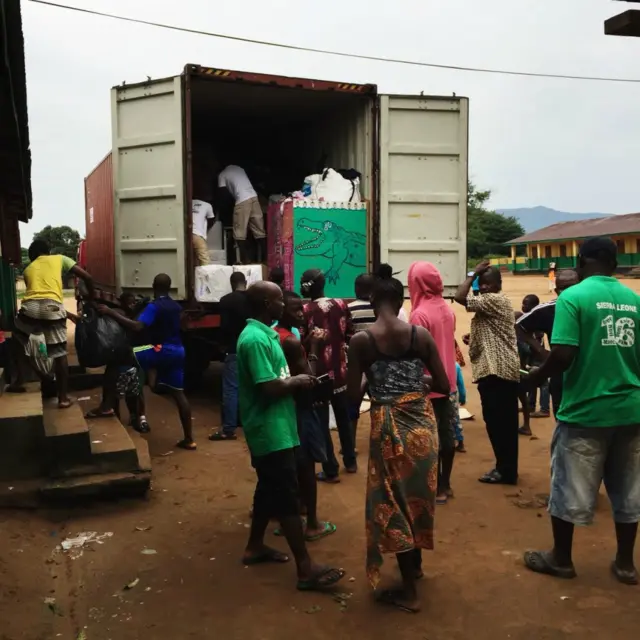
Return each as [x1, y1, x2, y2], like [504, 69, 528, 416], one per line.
[506, 212, 640, 245]
[0, 0, 32, 233]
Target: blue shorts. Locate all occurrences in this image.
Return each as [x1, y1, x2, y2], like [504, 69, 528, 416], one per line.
[133, 344, 185, 391]
[296, 406, 327, 464]
[549, 422, 640, 526]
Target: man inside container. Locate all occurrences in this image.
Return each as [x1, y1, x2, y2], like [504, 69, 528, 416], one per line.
[192, 197, 215, 267]
[217, 164, 267, 265]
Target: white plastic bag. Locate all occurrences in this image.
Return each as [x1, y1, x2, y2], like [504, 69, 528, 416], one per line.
[25, 333, 53, 376]
[303, 168, 361, 202]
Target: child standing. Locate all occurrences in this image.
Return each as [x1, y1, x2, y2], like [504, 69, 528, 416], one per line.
[452, 362, 467, 452]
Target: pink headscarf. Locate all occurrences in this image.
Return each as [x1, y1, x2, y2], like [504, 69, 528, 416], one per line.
[408, 262, 457, 396]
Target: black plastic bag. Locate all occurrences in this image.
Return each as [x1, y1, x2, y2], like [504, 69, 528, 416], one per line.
[75, 307, 130, 368]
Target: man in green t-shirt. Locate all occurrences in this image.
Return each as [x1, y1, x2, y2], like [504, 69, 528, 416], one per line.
[524, 237, 640, 586]
[237, 281, 345, 591]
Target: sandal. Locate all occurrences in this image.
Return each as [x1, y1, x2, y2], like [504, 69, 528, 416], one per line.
[297, 566, 346, 591]
[58, 399, 75, 410]
[85, 407, 115, 419]
[377, 589, 421, 614]
[518, 426, 533, 436]
[523, 550, 577, 579]
[242, 547, 290, 565]
[176, 439, 197, 451]
[209, 431, 238, 441]
[436, 495, 448, 506]
[305, 521, 337, 542]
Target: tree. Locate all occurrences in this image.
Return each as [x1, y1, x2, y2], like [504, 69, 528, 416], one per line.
[32, 225, 81, 260]
[467, 182, 524, 259]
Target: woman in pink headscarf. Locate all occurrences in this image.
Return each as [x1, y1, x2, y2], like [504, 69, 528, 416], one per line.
[408, 262, 458, 505]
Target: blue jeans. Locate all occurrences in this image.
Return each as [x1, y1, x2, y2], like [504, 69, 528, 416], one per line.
[528, 380, 550, 414]
[222, 354, 238, 435]
[549, 422, 640, 525]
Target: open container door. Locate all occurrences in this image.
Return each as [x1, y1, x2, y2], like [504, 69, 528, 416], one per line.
[378, 95, 469, 297]
[111, 76, 188, 299]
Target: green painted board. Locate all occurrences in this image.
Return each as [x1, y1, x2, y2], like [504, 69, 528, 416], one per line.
[293, 202, 367, 299]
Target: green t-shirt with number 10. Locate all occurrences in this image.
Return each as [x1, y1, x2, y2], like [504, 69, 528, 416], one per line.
[552, 275, 640, 427]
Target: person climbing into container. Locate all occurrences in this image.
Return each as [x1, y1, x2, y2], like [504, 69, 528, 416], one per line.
[217, 164, 267, 265]
[98, 274, 195, 450]
[83, 292, 149, 434]
[8, 239, 94, 409]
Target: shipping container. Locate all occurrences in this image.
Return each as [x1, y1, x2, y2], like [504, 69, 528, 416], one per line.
[84, 64, 469, 379]
[84, 153, 115, 289]
[88, 64, 468, 300]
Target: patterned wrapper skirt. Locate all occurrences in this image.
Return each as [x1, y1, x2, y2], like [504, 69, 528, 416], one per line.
[366, 391, 439, 588]
[13, 298, 68, 359]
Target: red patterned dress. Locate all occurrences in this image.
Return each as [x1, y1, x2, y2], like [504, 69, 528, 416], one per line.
[363, 326, 438, 588]
[303, 297, 352, 392]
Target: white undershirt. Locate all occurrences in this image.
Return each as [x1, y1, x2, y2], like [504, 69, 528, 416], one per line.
[217, 165, 257, 205]
[192, 199, 214, 239]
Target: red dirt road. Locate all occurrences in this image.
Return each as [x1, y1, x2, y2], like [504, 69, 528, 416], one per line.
[1, 275, 639, 639]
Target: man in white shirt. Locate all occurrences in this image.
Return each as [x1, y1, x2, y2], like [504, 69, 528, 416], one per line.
[218, 165, 266, 264]
[192, 199, 215, 266]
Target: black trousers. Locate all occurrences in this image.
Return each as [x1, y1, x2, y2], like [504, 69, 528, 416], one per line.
[317, 390, 357, 477]
[477, 376, 519, 483]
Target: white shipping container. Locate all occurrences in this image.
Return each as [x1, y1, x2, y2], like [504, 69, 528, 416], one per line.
[110, 64, 468, 299]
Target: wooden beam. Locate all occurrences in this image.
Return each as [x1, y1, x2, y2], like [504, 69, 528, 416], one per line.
[605, 10, 640, 36]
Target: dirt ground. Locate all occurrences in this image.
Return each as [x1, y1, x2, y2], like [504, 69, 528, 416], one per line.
[2, 274, 640, 640]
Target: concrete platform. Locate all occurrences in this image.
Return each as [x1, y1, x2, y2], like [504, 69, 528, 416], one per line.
[0, 386, 47, 480]
[43, 401, 92, 471]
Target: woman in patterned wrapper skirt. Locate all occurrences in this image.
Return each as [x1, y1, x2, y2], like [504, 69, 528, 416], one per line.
[347, 264, 451, 614]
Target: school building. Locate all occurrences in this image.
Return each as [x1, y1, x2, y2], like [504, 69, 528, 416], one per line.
[496, 212, 640, 273]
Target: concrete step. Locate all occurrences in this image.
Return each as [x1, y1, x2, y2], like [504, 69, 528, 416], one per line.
[0, 385, 47, 480]
[40, 470, 151, 501]
[0, 471, 151, 506]
[43, 401, 93, 472]
[87, 416, 140, 472]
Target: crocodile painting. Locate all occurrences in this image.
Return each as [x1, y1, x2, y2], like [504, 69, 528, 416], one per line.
[295, 217, 366, 284]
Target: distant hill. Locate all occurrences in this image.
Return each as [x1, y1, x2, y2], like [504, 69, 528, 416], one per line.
[496, 206, 613, 234]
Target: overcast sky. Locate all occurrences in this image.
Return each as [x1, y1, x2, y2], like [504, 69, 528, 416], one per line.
[20, 0, 640, 242]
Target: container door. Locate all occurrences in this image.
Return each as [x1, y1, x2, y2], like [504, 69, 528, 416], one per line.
[111, 76, 187, 299]
[378, 95, 468, 296]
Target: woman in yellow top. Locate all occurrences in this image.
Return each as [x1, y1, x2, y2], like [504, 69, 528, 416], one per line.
[8, 240, 93, 408]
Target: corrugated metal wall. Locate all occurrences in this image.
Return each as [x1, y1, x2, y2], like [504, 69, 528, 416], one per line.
[0, 258, 16, 329]
[84, 152, 115, 288]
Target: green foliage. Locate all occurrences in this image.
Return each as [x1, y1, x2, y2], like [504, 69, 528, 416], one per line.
[32, 225, 81, 260]
[467, 182, 524, 260]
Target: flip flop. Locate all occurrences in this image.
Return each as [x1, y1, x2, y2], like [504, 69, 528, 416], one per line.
[176, 439, 197, 451]
[242, 547, 290, 565]
[305, 521, 337, 542]
[523, 550, 577, 579]
[85, 408, 115, 419]
[297, 566, 346, 591]
[274, 517, 307, 537]
[377, 589, 420, 614]
[317, 471, 340, 484]
[58, 399, 74, 410]
[611, 561, 639, 585]
[518, 426, 533, 436]
[209, 431, 238, 441]
[436, 495, 448, 506]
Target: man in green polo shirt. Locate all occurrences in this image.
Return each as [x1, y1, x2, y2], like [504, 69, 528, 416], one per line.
[237, 281, 345, 592]
[523, 237, 640, 586]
